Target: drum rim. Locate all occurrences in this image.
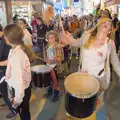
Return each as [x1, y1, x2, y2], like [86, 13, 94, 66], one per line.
[64, 72, 100, 99]
[31, 64, 53, 73]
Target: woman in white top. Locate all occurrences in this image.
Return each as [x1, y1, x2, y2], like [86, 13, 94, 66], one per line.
[4, 24, 31, 120]
[61, 17, 120, 91]
[17, 19, 33, 47]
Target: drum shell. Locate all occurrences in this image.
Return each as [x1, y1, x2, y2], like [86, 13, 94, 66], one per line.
[65, 91, 98, 118]
[32, 72, 52, 88]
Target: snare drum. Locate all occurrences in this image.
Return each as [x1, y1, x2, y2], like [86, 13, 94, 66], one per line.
[64, 72, 100, 118]
[31, 65, 53, 88]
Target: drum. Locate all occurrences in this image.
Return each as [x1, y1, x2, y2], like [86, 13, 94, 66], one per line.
[64, 72, 100, 118]
[31, 65, 53, 88]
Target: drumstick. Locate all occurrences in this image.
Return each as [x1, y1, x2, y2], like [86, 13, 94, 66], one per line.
[36, 56, 45, 62]
[36, 56, 51, 67]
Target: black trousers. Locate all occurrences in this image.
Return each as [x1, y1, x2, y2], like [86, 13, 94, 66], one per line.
[17, 86, 31, 120]
[0, 81, 13, 111]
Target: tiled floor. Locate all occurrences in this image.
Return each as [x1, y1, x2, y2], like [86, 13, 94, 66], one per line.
[0, 57, 120, 120]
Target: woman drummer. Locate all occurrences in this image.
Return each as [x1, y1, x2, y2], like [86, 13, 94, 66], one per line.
[61, 17, 120, 92]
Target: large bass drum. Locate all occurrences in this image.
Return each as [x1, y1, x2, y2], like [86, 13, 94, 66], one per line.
[64, 72, 100, 118]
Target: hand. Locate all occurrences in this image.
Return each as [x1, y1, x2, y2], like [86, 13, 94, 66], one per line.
[12, 99, 20, 109]
[60, 31, 74, 45]
[54, 56, 61, 62]
[45, 59, 51, 64]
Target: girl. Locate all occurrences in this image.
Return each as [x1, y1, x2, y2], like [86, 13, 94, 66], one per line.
[61, 18, 120, 117]
[44, 30, 63, 102]
[62, 18, 119, 91]
[17, 19, 33, 47]
[4, 24, 31, 120]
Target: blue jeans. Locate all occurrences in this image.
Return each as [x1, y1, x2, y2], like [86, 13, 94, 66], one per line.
[0, 73, 16, 113]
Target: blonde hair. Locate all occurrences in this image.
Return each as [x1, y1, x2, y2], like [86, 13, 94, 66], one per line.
[46, 30, 59, 43]
[84, 18, 113, 48]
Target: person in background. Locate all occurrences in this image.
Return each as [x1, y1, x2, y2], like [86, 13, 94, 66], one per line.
[0, 24, 17, 119]
[47, 20, 54, 31]
[17, 19, 33, 47]
[12, 14, 19, 23]
[30, 14, 37, 35]
[101, 9, 112, 19]
[115, 21, 120, 53]
[36, 17, 48, 57]
[4, 24, 31, 120]
[112, 14, 119, 31]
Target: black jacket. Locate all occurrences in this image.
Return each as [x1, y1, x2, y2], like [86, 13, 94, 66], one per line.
[37, 24, 48, 37]
[0, 37, 11, 75]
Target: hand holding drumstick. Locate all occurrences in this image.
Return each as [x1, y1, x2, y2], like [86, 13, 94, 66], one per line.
[60, 31, 75, 46]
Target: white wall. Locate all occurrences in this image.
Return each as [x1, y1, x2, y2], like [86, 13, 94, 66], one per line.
[82, 0, 101, 15]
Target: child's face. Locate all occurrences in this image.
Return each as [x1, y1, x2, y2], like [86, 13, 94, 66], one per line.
[17, 20, 25, 30]
[48, 34, 56, 44]
[37, 19, 42, 25]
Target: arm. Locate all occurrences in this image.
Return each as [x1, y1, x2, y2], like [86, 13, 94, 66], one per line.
[0, 60, 8, 66]
[0, 40, 4, 59]
[110, 40, 120, 77]
[26, 34, 33, 47]
[61, 31, 90, 48]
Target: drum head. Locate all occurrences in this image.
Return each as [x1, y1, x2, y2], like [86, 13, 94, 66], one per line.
[64, 72, 100, 98]
[31, 65, 52, 73]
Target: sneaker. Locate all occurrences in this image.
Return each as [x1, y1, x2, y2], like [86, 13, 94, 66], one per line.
[6, 112, 17, 119]
[44, 93, 52, 98]
[0, 103, 7, 108]
[52, 95, 59, 102]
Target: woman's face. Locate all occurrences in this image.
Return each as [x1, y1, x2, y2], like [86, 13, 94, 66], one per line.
[36, 19, 42, 25]
[17, 20, 25, 30]
[47, 34, 56, 44]
[98, 21, 112, 34]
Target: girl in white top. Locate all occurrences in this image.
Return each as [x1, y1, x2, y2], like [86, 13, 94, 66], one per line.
[17, 19, 33, 47]
[61, 18, 120, 91]
[4, 24, 31, 120]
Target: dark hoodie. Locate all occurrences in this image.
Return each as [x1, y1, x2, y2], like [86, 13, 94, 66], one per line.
[0, 37, 11, 76]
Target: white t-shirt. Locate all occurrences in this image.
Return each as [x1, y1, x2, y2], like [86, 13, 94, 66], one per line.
[81, 43, 108, 78]
[5, 46, 31, 104]
[46, 45, 56, 68]
[23, 29, 33, 46]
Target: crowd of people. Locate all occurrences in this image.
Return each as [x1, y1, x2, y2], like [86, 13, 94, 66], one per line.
[0, 8, 120, 120]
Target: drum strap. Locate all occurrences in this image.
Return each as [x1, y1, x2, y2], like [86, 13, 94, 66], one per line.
[98, 68, 104, 76]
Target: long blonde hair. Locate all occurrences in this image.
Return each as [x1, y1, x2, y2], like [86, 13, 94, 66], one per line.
[84, 18, 113, 48]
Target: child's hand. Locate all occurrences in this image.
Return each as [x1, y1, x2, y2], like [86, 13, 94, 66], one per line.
[54, 56, 61, 62]
[45, 59, 51, 64]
